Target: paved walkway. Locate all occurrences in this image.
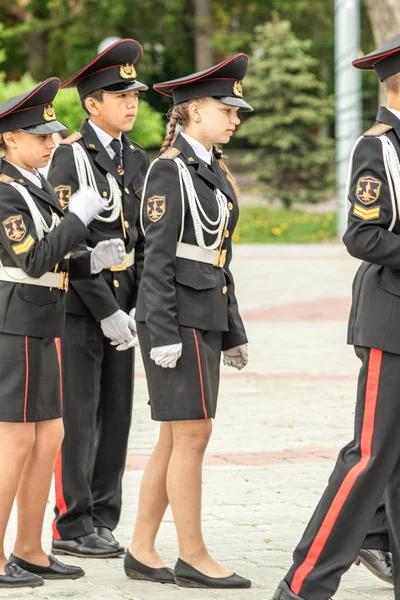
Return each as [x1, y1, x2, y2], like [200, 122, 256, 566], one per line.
[4, 243, 394, 599]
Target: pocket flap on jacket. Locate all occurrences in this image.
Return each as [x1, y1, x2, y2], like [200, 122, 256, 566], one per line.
[175, 266, 217, 290]
[380, 271, 400, 297]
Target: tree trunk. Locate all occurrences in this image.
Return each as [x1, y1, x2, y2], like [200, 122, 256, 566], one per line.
[364, 0, 400, 104]
[193, 0, 214, 71]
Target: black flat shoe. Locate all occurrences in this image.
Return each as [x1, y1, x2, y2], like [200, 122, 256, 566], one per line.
[174, 558, 251, 589]
[124, 551, 175, 584]
[94, 526, 122, 548]
[355, 549, 393, 584]
[0, 563, 43, 588]
[10, 553, 84, 580]
[52, 532, 124, 558]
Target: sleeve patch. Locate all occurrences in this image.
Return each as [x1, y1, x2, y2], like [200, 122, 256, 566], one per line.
[159, 147, 181, 160]
[353, 203, 380, 221]
[12, 234, 35, 255]
[0, 174, 14, 184]
[54, 185, 72, 209]
[3, 214, 27, 241]
[60, 131, 83, 145]
[363, 123, 393, 137]
[147, 195, 166, 222]
[356, 176, 381, 205]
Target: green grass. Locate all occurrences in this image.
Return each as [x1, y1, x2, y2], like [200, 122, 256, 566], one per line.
[234, 207, 337, 243]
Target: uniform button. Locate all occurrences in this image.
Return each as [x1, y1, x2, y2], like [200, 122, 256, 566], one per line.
[113, 280, 120, 288]
[222, 285, 228, 294]
[124, 187, 130, 194]
[224, 229, 229, 238]
[228, 202, 233, 210]
[124, 220, 129, 228]
[102, 191, 108, 197]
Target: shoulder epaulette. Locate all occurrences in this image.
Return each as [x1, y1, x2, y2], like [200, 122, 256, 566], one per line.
[159, 147, 181, 160]
[363, 123, 393, 137]
[0, 174, 15, 184]
[60, 131, 83, 145]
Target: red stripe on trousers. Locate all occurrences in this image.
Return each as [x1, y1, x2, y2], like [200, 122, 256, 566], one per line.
[291, 348, 382, 596]
[55, 338, 63, 410]
[53, 448, 67, 540]
[24, 336, 29, 423]
[193, 329, 208, 419]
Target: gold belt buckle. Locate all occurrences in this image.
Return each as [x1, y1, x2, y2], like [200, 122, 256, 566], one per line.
[214, 249, 227, 268]
[59, 271, 69, 292]
[109, 254, 128, 272]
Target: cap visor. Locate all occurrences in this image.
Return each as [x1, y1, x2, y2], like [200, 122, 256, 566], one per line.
[100, 80, 148, 93]
[215, 96, 254, 112]
[21, 120, 67, 134]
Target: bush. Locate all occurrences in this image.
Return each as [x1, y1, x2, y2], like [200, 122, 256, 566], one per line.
[0, 74, 164, 149]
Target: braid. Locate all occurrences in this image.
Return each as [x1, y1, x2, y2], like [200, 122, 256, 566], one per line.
[160, 112, 178, 154]
[213, 144, 240, 202]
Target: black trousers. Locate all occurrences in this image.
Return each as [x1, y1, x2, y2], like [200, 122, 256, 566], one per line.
[363, 500, 390, 551]
[53, 314, 134, 540]
[284, 346, 400, 600]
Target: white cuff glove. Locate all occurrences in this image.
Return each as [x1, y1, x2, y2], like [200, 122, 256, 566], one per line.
[109, 307, 137, 351]
[150, 343, 182, 368]
[100, 309, 138, 350]
[68, 186, 108, 226]
[223, 343, 248, 370]
[90, 239, 126, 274]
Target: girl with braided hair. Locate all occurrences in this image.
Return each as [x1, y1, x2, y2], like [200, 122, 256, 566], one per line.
[126, 55, 253, 589]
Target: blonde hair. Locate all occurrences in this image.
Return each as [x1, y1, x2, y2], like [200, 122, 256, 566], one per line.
[160, 99, 240, 201]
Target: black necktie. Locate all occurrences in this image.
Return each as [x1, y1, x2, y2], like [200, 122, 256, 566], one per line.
[110, 138, 122, 168]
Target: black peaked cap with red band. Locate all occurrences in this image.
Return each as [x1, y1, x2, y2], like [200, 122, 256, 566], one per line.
[0, 78, 66, 135]
[353, 34, 400, 81]
[62, 38, 148, 99]
[154, 53, 253, 112]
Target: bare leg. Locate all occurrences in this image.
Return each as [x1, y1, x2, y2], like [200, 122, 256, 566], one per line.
[0, 422, 35, 574]
[130, 422, 173, 567]
[13, 418, 64, 566]
[168, 419, 231, 577]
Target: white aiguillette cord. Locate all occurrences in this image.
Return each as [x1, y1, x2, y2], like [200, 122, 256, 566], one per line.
[72, 142, 122, 223]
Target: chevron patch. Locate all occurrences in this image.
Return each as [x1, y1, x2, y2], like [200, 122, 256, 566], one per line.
[12, 234, 35, 255]
[353, 203, 380, 221]
[160, 146, 181, 160]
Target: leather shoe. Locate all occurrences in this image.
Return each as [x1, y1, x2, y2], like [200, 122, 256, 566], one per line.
[272, 581, 307, 599]
[0, 563, 43, 588]
[10, 554, 84, 580]
[124, 550, 175, 583]
[355, 549, 393, 584]
[52, 532, 124, 558]
[94, 526, 122, 548]
[174, 558, 251, 588]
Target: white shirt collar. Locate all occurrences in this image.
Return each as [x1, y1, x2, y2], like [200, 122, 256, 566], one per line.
[88, 120, 122, 160]
[387, 107, 400, 121]
[5, 160, 42, 188]
[181, 132, 213, 165]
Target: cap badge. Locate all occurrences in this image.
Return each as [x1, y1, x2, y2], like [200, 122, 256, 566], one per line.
[43, 104, 56, 121]
[119, 63, 136, 79]
[233, 81, 243, 98]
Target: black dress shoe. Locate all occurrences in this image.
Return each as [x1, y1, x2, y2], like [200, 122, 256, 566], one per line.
[52, 532, 124, 558]
[0, 563, 43, 588]
[124, 550, 175, 584]
[355, 549, 393, 584]
[272, 580, 307, 600]
[10, 554, 84, 580]
[174, 558, 251, 589]
[94, 526, 122, 548]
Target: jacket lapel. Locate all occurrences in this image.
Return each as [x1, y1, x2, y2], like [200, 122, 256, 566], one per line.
[121, 134, 143, 188]
[80, 120, 122, 184]
[376, 106, 400, 141]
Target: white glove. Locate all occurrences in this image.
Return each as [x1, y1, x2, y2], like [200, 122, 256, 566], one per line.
[109, 307, 137, 351]
[68, 186, 108, 226]
[90, 239, 126, 274]
[150, 343, 182, 368]
[100, 309, 138, 350]
[223, 343, 248, 370]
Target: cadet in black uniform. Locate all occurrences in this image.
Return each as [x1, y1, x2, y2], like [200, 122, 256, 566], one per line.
[0, 79, 121, 588]
[273, 34, 400, 600]
[47, 39, 150, 557]
[125, 55, 252, 589]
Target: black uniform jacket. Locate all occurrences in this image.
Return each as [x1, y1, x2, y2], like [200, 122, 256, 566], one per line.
[47, 119, 150, 320]
[136, 133, 247, 352]
[0, 159, 91, 339]
[344, 106, 400, 354]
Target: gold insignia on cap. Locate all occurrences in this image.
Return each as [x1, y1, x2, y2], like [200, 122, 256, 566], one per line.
[233, 81, 243, 98]
[43, 104, 56, 121]
[356, 176, 381, 205]
[147, 195, 166, 223]
[3, 215, 27, 242]
[54, 185, 72, 209]
[119, 63, 136, 79]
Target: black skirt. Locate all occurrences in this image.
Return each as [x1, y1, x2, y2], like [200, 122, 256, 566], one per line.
[137, 323, 222, 421]
[0, 333, 62, 422]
